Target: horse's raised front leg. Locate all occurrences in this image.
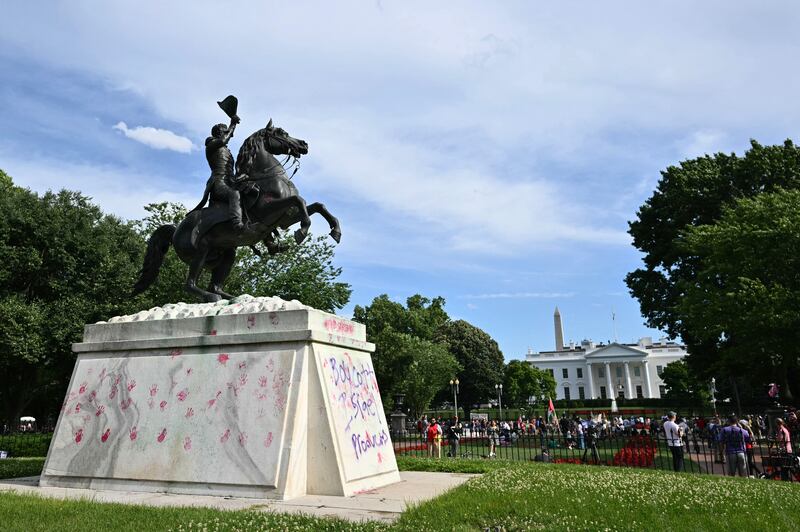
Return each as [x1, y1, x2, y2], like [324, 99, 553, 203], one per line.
[254, 196, 311, 244]
[208, 248, 236, 300]
[291, 195, 311, 244]
[185, 241, 220, 302]
[307, 202, 341, 243]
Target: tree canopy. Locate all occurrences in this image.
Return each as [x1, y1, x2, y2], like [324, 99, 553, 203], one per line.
[437, 319, 505, 414]
[502, 360, 556, 408]
[626, 140, 800, 401]
[0, 173, 145, 425]
[676, 189, 800, 399]
[660, 360, 710, 405]
[353, 295, 456, 413]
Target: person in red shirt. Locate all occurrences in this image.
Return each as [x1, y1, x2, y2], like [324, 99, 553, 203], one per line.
[427, 418, 442, 458]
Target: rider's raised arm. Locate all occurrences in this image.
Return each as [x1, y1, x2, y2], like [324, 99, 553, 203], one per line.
[221, 116, 240, 145]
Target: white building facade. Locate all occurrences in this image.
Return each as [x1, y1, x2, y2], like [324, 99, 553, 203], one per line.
[525, 308, 687, 400]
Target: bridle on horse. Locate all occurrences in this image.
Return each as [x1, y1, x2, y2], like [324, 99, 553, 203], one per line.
[234, 128, 301, 183]
[265, 129, 301, 179]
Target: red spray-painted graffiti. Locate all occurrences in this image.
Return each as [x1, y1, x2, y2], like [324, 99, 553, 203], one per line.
[323, 318, 355, 335]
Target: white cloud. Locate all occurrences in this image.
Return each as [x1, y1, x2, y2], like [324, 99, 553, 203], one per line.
[679, 129, 730, 160]
[4, 1, 800, 258]
[113, 121, 195, 153]
[463, 292, 576, 300]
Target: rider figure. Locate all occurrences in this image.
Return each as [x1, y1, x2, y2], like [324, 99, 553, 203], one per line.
[205, 115, 245, 230]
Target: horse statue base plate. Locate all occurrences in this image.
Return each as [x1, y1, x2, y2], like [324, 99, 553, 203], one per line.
[40, 296, 400, 500]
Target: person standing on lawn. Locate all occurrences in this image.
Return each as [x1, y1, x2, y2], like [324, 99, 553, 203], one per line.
[418, 415, 429, 442]
[447, 416, 462, 458]
[582, 422, 600, 464]
[720, 414, 750, 477]
[426, 418, 441, 458]
[487, 420, 500, 458]
[709, 415, 725, 464]
[775, 418, 793, 454]
[664, 411, 684, 472]
[738, 419, 761, 477]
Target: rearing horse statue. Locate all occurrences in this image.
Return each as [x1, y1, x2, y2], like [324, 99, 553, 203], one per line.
[133, 120, 341, 303]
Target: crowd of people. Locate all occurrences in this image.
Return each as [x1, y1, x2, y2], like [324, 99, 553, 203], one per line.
[413, 408, 798, 479]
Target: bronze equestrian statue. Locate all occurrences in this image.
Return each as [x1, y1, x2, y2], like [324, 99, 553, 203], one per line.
[133, 95, 341, 303]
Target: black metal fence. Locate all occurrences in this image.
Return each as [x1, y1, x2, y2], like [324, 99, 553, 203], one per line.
[392, 425, 800, 482]
[1, 417, 797, 485]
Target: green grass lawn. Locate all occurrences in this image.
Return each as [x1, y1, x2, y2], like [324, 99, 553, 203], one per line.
[1, 458, 799, 531]
[394, 461, 800, 531]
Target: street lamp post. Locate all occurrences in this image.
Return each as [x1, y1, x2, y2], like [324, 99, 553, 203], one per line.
[449, 378, 460, 419]
[540, 393, 546, 420]
[710, 377, 718, 416]
[495, 383, 503, 421]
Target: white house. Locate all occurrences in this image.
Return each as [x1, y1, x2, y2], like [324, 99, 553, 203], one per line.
[525, 308, 687, 400]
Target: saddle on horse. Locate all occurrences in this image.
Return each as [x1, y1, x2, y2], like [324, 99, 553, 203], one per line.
[189, 176, 254, 248]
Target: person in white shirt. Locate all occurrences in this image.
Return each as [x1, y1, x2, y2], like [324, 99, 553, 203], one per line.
[663, 411, 684, 472]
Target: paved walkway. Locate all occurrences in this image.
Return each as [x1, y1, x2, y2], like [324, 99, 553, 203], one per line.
[0, 471, 475, 523]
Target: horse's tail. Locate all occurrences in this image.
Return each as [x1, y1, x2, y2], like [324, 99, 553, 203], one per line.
[132, 224, 176, 296]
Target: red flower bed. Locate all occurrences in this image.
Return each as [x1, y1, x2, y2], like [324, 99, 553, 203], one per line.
[395, 443, 427, 454]
[612, 435, 656, 468]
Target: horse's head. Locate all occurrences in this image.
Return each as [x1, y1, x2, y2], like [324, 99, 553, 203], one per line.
[263, 119, 308, 158]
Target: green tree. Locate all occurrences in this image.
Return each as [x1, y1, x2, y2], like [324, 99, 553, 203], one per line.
[0, 173, 145, 425]
[353, 295, 451, 409]
[502, 360, 556, 408]
[626, 140, 800, 399]
[676, 189, 800, 399]
[387, 334, 459, 419]
[226, 235, 351, 312]
[437, 320, 505, 416]
[660, 360, 710, 404]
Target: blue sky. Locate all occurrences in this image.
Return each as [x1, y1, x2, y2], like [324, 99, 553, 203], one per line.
[3, 2, 800, 361]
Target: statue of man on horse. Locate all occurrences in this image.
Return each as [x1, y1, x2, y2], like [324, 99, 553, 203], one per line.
[133, 95, 342, 303]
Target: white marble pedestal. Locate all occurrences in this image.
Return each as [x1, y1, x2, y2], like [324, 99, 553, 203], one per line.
[40, 297, 400, 500]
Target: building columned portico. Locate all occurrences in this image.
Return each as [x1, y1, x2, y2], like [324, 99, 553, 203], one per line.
[525, 308, 687, 401]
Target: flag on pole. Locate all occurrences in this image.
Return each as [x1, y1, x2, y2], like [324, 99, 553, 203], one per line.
[768, 383, 780, 398]
[547, 397, 558, 424]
